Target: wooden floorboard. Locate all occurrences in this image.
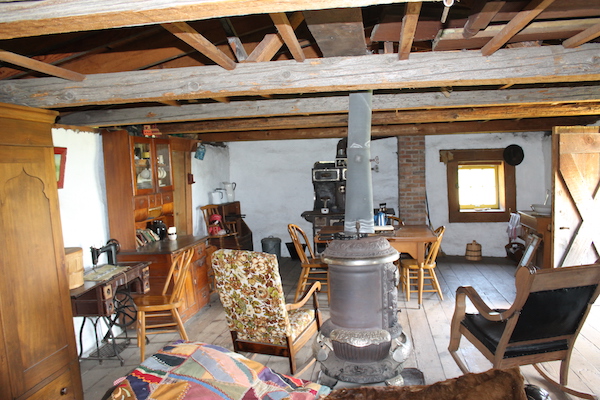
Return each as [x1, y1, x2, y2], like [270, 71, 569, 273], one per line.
[81, 255, 599, 399]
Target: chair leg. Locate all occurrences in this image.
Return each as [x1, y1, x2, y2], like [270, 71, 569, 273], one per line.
[294, 267, 309, 302]
[402, 267, 411, 301]
[428, 268, 444, 301]
[172, 308, 189, 341]
[418, 265, 424, 306]
[137, 310, 146, 363]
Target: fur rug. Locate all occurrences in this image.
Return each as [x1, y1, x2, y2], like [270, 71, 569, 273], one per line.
[324, 367, 527, 400]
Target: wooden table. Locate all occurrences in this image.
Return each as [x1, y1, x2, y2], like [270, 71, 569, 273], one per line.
[316, 225, 437, 305]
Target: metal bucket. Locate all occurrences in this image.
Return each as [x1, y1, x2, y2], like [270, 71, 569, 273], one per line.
[261, 236, 281, 259]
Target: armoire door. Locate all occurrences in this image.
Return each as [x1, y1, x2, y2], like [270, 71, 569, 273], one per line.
[552, 126, 600, 268]
[0, 144, 82, 399]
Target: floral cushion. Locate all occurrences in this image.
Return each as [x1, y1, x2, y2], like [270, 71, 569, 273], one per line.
[212, 249, 315, 346]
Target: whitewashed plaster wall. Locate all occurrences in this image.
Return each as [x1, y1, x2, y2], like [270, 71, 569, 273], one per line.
[425, 131, 551, 257]
[191, 143, 230, 236]
[52, 127, 111, 356]
[227, 137, 399, 256]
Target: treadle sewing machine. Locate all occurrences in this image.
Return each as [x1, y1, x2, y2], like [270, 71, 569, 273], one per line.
[70, 240, 150, 364]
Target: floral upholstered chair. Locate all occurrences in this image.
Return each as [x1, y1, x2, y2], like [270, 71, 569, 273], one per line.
[211, 249, 322, 374]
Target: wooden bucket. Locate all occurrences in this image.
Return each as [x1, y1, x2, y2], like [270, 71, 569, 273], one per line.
[465, 240, 482, 261]
[65, 247, 84, 289]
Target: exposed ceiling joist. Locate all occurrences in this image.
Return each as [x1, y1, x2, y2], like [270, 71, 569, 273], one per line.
[3, 44, 599, 109]
[463, 1, 506, 39]
[161, 22, 236, 70]
[269, 13, 305, 62]
[0, 49, 86, 81]
[59, 85, 600, 127]
[193, 116, 600, 141]
[398, 2, 422, 60]
[563, 22, 600, 48]
[245, 12, 304, 62]
[481, 0, 557, 56]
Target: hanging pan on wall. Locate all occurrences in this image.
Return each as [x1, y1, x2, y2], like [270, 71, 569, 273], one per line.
[503, 144, 524, 166]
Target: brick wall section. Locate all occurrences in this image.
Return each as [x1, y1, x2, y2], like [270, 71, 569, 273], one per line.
[397, 135, 427, 225]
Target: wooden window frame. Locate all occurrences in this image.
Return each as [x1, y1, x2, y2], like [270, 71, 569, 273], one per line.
[443, 148, 516, 223]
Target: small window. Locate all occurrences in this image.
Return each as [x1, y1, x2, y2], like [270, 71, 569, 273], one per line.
[458, 163, 500, 210]
[441, 149, 516, 223]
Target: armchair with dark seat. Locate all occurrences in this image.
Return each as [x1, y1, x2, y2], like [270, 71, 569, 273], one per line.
[211, 249, 323, 374]
[449, 263, 600, 399]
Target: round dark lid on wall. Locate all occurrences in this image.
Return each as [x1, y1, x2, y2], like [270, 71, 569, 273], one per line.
[503, 144, 524, 166]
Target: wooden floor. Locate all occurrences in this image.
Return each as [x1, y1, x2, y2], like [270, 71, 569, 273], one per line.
[81, 256, 600, 399]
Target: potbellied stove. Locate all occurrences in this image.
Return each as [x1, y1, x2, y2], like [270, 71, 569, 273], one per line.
[312, 91, 412, 386]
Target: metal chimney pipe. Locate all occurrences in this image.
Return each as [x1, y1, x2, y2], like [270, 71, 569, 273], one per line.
[343, 91, 374, 234]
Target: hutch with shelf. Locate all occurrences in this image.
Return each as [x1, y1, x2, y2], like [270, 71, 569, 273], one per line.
[102, 129, 213, 320]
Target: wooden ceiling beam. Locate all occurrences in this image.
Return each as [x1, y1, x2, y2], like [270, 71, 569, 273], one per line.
[3, 44, 599, 110]
[563, 22, 600, 48]
[269, 13, 306, 62]
[398, 2, 422, 60]
[58, 85, 600, 127]
[0, 49, 86, 81]
[0, 0, 428, 41]
[161, 22, 236, 70]
[481, 0, 557, 56]
[159, 103, 600, 134]
[194, 116, 600, 141]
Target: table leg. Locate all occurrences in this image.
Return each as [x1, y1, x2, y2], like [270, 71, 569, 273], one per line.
[418, 263, 424, 307]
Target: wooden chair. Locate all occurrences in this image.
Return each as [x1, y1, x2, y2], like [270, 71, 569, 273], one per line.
[449, 263, 600, 400]
[387, 216, 404, 226]
[132, 248, 195, 362]
[201, 204, 241, 249]
[211, 249, 322, 374]
[399, 226, 445, 305]
[288, 223, 329, 302]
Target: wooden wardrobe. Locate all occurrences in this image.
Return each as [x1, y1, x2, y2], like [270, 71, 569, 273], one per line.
[0, 102, 83, 399]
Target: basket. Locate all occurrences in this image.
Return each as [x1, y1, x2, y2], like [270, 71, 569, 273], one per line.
[465, 240, 482, 261]
[65, 247, 84, 289]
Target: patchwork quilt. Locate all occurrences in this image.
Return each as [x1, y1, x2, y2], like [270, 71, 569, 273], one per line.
[106, 341, 331, 400]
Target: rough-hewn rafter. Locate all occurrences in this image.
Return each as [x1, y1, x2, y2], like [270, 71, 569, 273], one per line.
[2, 43, 599, 109]
[192, 116, 599, 142]
[59, 85, 600, 127]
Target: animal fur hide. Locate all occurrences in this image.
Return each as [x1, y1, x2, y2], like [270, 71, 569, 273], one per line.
[324, 367, 527, 400]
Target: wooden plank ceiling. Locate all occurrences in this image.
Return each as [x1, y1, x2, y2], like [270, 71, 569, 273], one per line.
[0, 0, 599, 141]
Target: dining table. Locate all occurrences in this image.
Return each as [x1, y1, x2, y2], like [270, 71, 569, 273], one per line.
[316, 224, 437, 306]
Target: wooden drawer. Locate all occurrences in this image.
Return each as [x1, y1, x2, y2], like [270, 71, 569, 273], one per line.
[26, 365, 81, 400]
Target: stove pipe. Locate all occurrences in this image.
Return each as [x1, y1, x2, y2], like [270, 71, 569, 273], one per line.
[343, 91, 374, 234]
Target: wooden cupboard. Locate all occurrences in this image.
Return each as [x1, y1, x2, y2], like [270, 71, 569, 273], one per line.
[0, 102, 83, 399]
[102, 129, 175, 251]
[102, 130, 212, 321]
